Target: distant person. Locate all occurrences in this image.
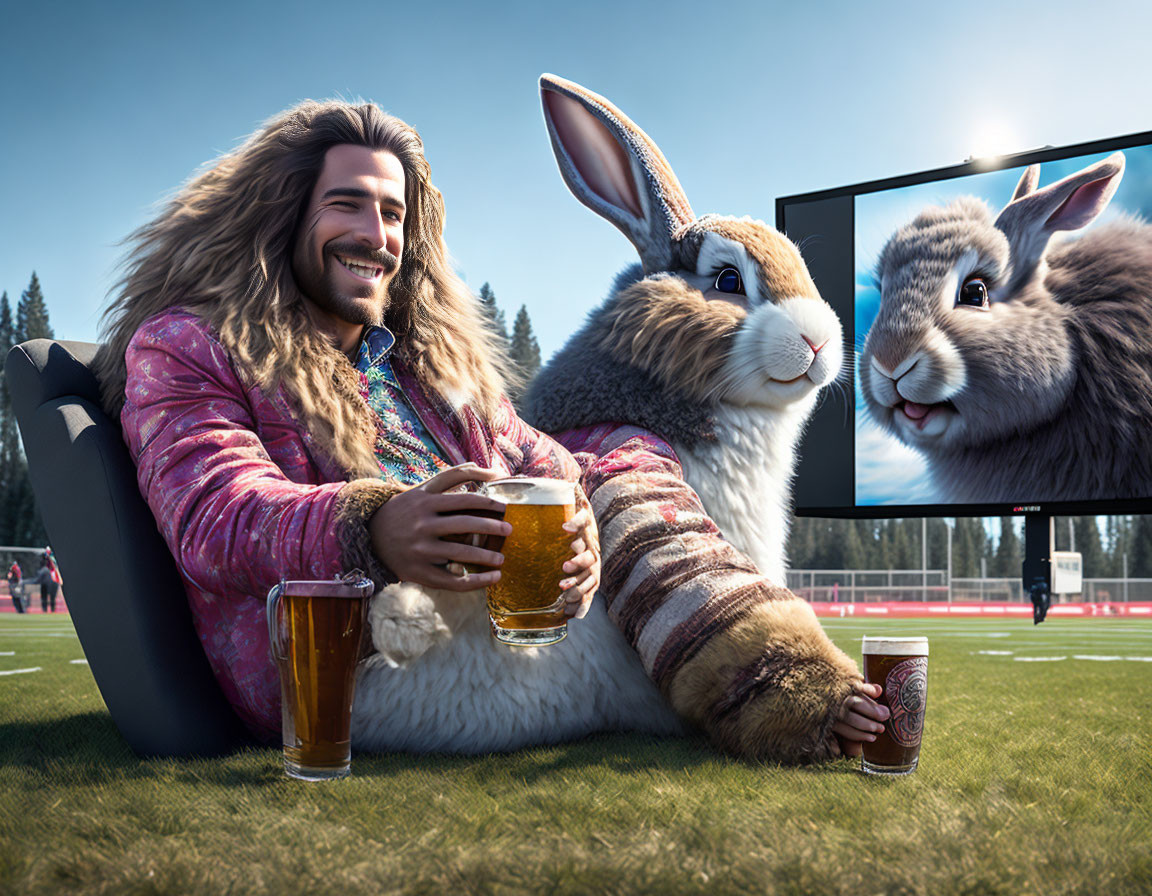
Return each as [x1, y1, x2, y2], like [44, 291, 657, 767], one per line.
[36, 553, 60, 613]
[7, 561, 24, 613]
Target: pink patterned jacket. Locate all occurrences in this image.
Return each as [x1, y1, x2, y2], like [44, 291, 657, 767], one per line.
[121, 309, 579, 741]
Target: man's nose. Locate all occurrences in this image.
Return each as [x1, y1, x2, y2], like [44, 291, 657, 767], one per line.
[353, 209, 388, 248]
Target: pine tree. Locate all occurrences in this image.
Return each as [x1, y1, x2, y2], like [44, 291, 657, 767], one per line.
[786, 516, 818, 569]
[842, 520, 866, 571]
[1104, 516, 1131, 578]
[1129, 516, 1152, 577]
[1073, 516, 1105, 579]
[8, 274, 52, 546]
[0, 292, 17, 545]
[477, 282, 508, 345]
[507, 305, 541, 409]
[952, 517, 986, 578]
[17, 272, 53, 342]
[992, 516, 1022, 578]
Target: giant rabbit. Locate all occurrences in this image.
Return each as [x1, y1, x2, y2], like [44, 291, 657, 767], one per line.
[525, 76, 867, 762]
[860, 152, 1152, 504]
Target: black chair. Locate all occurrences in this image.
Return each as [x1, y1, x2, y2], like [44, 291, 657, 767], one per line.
[5, 339, 250, 756]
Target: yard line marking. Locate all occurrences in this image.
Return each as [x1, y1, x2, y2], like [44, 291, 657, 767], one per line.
[1013, 656, 1068, 662]
[0, 651, 13, 656]
[0, 667, 41, 676]
[978, 650, 1013, 655]
[69, 659, 88, 665]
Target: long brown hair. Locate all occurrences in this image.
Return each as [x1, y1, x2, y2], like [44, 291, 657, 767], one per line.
[97, 100, 509, 477]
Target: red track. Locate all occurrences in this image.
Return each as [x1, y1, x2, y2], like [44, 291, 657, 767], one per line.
[810, 601, 1152, 618]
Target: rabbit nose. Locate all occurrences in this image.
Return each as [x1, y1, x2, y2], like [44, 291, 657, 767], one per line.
[802, 335, 828, 355]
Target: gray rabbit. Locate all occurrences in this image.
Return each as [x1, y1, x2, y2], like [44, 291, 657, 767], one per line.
[861, 152, 1152, 504]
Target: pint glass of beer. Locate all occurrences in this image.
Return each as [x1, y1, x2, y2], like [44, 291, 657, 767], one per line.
[861, 636, 929, 776]
[483, 477, 575, 647]
[266, 575, 374, 780]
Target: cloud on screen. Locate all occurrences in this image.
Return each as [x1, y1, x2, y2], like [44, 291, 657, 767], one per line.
[854, 416, 936, 506]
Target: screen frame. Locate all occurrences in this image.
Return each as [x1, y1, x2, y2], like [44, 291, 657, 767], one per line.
[777, 127, 1152, 520]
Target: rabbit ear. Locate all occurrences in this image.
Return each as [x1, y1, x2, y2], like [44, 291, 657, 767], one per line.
[994, 152, 1125, 288]
[1011, 165, 1040, 201]
[540, 74, 694, 271]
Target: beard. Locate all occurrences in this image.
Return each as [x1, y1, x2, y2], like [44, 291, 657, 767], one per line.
[291, 239, 400, 328]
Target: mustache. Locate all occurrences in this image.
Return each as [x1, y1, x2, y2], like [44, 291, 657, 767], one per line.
[326, 241, 400, 275]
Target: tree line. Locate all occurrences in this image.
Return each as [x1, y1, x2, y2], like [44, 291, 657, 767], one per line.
[477, 282, 542, 409]
[5, 275, 1152, 582]
[786, 515, 1152, 579]
[1, 273, 53, 547]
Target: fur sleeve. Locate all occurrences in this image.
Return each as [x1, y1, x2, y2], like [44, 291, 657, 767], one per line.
[582, 429, 861, 763]
[333, 478, 407, 590]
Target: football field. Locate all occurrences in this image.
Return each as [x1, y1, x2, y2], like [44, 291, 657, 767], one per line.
[1, 613, 1149, 895]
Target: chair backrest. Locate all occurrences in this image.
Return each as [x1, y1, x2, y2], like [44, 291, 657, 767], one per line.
[6, 339, 249, 756]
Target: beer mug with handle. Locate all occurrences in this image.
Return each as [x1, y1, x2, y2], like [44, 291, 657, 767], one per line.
[267, 573, 374, 780]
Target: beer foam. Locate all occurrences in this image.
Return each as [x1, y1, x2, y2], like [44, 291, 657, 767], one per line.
[862, 636, 929, 656]
[486, 477, 574, 505]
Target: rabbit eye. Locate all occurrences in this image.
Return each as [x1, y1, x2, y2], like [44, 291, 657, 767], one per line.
[714, 267, 745, 295]
[957, 277, 989, 309]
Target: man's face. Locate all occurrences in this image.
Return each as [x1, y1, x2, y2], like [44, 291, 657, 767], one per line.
[291, 144, 406, 350]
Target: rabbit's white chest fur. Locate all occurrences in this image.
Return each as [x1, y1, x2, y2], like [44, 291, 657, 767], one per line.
[351, 585, 683, 754]
[674, 401, 813, 585]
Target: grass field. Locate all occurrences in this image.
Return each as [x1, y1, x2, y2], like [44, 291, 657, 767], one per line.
[1, 613, 1149, 895]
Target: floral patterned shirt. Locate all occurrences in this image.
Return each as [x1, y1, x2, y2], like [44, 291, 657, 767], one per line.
[354, 326, 450, 484]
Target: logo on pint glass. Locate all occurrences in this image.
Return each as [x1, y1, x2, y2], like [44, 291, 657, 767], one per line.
[885, 657, 927, 747]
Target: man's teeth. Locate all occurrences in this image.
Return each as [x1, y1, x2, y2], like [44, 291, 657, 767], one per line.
[339, 256, 379, 278]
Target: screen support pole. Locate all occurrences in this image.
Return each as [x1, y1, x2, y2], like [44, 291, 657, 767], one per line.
[1022, 514, 1053, 625]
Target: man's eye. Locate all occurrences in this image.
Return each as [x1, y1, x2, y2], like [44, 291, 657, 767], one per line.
[714, 267, 744, 295]
[957, 277, 990, 309]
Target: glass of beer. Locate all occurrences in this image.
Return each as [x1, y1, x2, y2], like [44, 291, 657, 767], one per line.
[266, 575, 374, 780]
[483, 477, 575, 647]
[861, 636, 929, 776]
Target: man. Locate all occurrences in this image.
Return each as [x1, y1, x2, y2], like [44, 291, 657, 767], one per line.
[96, 102, 600, 743]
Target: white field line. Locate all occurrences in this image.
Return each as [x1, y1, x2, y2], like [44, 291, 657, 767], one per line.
[69, 659, 88, 665]
[0, 667, 41, 676]
[977, 650, 1013, 655]
[1013, 656, 1068, 662]
[0, 651, 13, 656]
[0, 632, 79, 638]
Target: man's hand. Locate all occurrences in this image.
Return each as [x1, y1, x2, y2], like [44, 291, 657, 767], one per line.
[369, 464, 511, 592]
[559, 485, 600, 619]
[828, 682, 890, 759]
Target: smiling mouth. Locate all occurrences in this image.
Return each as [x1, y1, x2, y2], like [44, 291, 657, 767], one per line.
[772, 374, 809, 385]
[335, 254, 385, 281]
[896, 399, 956, 430]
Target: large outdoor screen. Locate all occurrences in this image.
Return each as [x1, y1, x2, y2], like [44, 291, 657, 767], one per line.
[778, 130, 1152, 518]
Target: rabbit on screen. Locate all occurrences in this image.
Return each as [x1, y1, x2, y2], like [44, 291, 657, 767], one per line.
[860, 152, 1152, 504]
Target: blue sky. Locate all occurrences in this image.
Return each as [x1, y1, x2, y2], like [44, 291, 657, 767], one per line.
[4, 0, 1152, 364]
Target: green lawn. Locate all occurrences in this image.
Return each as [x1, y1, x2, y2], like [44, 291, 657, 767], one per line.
[1, 613, 1150, 895]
